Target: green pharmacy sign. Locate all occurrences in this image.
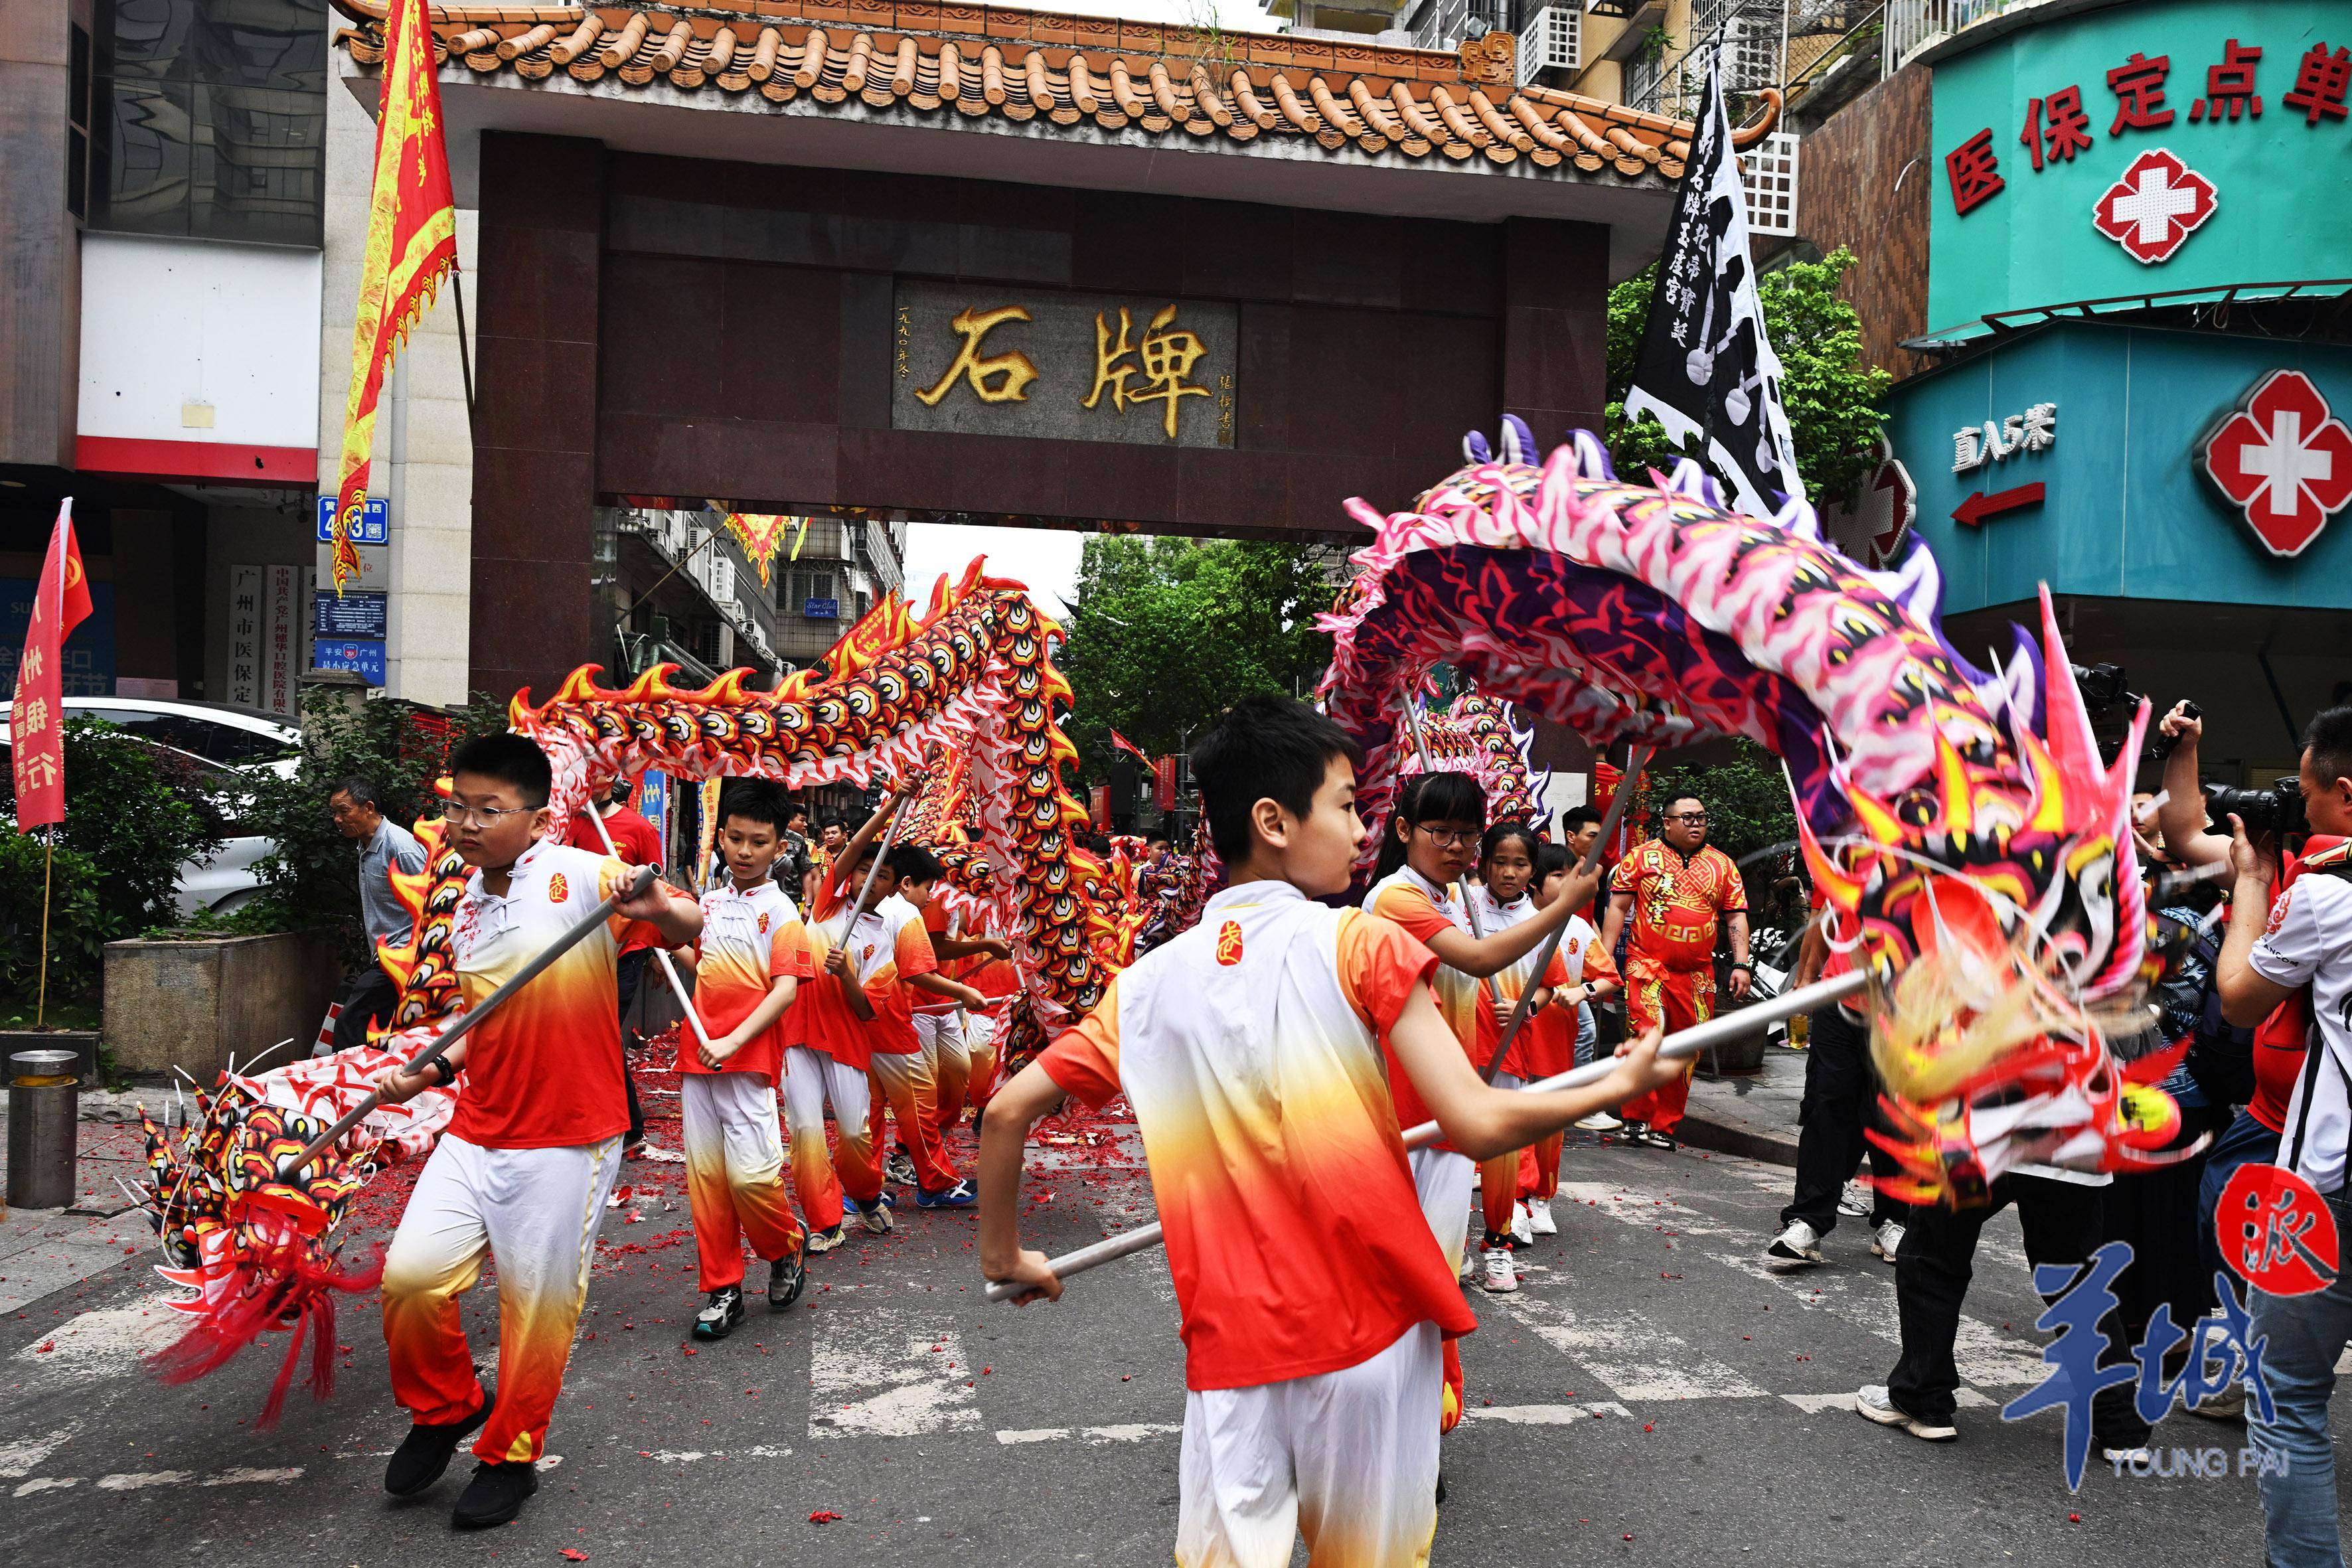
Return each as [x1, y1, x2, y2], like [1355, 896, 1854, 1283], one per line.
[1926, 0, 2352, 336]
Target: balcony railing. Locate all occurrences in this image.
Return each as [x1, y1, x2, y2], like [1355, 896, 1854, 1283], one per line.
[1881, 0, 2005, 73]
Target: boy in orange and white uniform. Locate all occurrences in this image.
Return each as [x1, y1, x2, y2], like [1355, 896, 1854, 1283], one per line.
[980, 698, 1672, 1567]
[372, 736, 702, 1530]
[799, 797, 990, 1219]
[672, 779, 812, 1342]
[955, 915, 1022, 1121]
[1360, 771, 1592, 1419]
[899, 866, 1016, 1142]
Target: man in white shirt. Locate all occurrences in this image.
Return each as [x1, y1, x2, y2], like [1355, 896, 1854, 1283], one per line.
[2217, 704, 2352, 1567]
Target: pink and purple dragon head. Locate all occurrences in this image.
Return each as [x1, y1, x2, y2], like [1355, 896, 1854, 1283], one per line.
[1319, 416, 2166, 1201]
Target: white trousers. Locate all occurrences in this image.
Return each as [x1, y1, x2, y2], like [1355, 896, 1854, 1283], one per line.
[1409, 1146, 1476, 1279]
[781, 1045, 878, 1230]
[380, 1133, 623, 1462]
[679, 1071, 802, 1289]
[1177, 1321, 1443, 1568]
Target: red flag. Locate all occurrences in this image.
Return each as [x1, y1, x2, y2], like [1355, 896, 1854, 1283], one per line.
[11, 501, 93, 831]
[1109, 729, 1153, 767]
[331, 0, 457, 591]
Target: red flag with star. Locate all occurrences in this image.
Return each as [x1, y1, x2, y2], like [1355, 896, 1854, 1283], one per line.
[330, 0, 457, 591]
[11, 501, 93, 831]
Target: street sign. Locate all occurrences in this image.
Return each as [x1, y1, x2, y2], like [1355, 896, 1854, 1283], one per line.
[315, 495, 389, 546]
[314, 637, 387, 686]
[313, 589, 389, 639]
[1952, 481, 2047, 527]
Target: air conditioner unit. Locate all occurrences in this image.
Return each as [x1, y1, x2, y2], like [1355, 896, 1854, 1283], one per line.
[1740, 130, 1800, 238]
[1518, 7, 1581, 84]
[709, 558, 736, 604]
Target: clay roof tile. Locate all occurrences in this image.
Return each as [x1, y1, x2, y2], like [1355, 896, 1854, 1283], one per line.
[333, 0, 1774, 189]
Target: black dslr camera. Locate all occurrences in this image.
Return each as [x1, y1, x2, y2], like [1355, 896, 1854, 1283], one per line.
[2204, 776, 2308, 837]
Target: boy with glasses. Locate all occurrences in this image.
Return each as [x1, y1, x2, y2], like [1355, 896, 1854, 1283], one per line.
[1597, 793, 1751, 1150]
[370, 736, 701, 1529]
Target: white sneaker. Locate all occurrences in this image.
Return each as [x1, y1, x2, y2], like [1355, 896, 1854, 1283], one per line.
[1575, 1111, 1622, 1131]
[1481, 1245, 1519, 1293]
[1872, 1219, 1907, 1263]
[1837, 1184, 1871, 1219]
[1528, 1198, 1557, 1236]
[2187, 1383, 2248, 1421]
[1511, 1203, 1533, 1245]
[1766, 1220, 1824, 1270]
[1855, 1384, 1957, 1441]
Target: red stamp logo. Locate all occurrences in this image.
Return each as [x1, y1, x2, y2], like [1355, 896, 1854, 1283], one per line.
[757, 911, 771, 935]
[2217, 1163, 2341, 1297]
[2267, 888, 2294, 937]
[547, 872, 570, 903]
[1215, 921, 1244, 966]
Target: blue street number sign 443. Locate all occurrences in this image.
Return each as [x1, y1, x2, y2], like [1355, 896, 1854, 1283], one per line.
[316, 495, 389, 546]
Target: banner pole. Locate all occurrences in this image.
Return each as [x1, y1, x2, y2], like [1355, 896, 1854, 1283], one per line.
[37, 828, 54, 1028]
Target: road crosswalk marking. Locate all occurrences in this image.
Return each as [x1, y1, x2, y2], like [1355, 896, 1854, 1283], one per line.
[1499, 1294, 1771, 1401]
[1555, 1180, 2051, 1387]
[807, 1308, 982, 1439]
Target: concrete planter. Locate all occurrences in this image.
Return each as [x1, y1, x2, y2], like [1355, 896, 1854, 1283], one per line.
[103, 931, 341, 1081]
[0, 1029, 100, 1087]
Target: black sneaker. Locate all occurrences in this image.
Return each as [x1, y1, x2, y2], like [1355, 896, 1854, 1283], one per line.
[1633, 1128, 1678, 1150]
[768, 1247, 809, 1310]
[886, 1148, 919, 1188]
[451, 1458, 538, 1528]
[1615, 1119, 1648, 1144]
[384, 1382, 495, 1497]
[692, 1286, 745, 1340]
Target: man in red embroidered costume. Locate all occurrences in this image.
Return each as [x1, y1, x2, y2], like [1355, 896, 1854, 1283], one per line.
[1598, 791, 1751, 1150]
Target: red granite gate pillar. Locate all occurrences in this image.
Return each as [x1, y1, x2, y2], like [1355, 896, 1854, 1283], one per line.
[1500, 217, 1611, 453]
[469, 131, 605, 706]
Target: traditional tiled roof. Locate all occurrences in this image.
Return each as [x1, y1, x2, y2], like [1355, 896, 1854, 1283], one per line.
[333, 0, 1778, 180]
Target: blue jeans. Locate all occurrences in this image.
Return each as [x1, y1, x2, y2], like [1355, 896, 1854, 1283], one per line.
[2250, 1188, 2352, 1568]
[2201, 1110, 2285, 1294]
[1574, 1004, 1598, 1067]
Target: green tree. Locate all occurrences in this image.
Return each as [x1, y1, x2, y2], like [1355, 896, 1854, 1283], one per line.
[1057, 537, 1334, 779]
[226, 688, 512, 964]
[1605, 247, 1891, 510]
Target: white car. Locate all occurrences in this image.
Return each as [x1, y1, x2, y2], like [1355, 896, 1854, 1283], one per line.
[1, 698, 299, 918]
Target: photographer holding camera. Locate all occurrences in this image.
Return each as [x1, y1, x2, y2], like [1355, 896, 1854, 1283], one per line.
[2159, 704, 2349, 1293]
[2211, 705, 2352, 1566]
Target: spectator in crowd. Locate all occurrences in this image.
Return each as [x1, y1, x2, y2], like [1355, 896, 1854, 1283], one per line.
[779, 803, 815, 894]
[2216, 704, 2352, 1565]
[327, 777, 428, 1054]
[2158, 704, 2347, 1318]
[565, 777, 666, 1152]
[1766, 854, 1911, 1272]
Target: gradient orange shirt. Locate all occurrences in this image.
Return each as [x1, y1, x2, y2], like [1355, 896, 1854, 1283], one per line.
[1040, 881, 1478, 1391]
[1612, 839, 1747, 973]
[449, 840, 661, 1150]
[1363, 867, 1496, 1138]
[1467, 886, 1575, 1081]
[681, 879, 811, 1085]
[795, 870, 937, 1067]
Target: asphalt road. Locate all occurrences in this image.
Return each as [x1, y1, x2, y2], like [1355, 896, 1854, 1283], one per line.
[0, 1101, 2326, 1568]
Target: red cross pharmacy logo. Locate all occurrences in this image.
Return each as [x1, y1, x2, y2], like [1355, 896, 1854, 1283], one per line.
[2201, 370, 2352, 557]
[2092, 148, 2217, 264]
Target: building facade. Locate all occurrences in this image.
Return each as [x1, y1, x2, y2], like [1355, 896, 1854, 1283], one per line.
[1778, 0, 2352, 783]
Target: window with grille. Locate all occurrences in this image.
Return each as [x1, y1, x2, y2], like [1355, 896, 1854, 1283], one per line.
[1741, 131, 1799, 238]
